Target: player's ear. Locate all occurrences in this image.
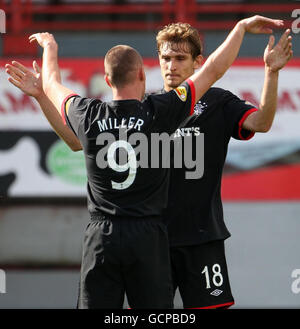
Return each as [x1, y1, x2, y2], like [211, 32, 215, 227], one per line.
[138, 67, 145, 82]
[194, 54, 203, 70]
[105, 74, 112, 88]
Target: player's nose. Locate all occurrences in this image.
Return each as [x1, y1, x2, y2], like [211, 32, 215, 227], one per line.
[167, 59, 177, 71]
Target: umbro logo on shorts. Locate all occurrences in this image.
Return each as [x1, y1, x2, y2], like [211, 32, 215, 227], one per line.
[210, 289, 223, 297]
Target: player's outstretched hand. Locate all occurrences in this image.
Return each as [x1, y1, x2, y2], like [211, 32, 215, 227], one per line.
[264, 29, 293, 72]
[239, 15, 284, 34]
[5, 61, 43, 98]
[29, 32, 57, 48]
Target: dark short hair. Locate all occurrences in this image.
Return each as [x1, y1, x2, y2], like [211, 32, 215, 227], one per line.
[104, 45, 143, 88]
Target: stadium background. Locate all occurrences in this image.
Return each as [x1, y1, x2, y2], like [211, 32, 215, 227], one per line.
[0, 0, 300, 308]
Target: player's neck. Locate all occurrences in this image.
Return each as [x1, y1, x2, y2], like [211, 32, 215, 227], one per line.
[164, 83, 174, 92]
[112, 84, 144, 101]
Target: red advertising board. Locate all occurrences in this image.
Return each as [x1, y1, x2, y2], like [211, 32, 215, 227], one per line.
[0, 58, 300, 200]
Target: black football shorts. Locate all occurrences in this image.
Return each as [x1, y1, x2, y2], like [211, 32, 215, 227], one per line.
[77, 213, 173, 309]
[170, 240, 234, 309]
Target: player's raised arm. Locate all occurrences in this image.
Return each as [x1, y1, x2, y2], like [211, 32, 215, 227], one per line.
[242, 29, 293, 133]
[189, 15, 284, 103]
[5, 60, 82, 151]
[29, 32, 75, 116]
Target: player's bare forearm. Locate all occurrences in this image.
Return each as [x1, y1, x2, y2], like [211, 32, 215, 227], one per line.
[35, 92, 82, 151]
[41, 43, 74, 112]
[243, 68, 278, 133]
[189, 22, 246, 102]
[29, 33, 75, 116]
[6, 59, 81, 151]
[204, 22, 246, 78]
[42, 42, 60, 90]
[242, 29, 292, 132]
[189, 16, 283, 102]
[258, 67, 279, 131]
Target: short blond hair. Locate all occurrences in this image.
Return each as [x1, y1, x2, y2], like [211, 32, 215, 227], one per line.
[156, 22, 202, 59]
[104, 45, 143, 88]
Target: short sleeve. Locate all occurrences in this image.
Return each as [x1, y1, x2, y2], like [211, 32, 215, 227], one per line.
[222, 91, 258, 140]
[61, 94, 102, 137]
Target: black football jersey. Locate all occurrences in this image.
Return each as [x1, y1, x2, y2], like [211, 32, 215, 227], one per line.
[162, 87, 258, 246]
[62, 80, 195, 217]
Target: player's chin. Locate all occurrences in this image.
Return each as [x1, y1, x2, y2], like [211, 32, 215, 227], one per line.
[166, 78, 181, 89]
